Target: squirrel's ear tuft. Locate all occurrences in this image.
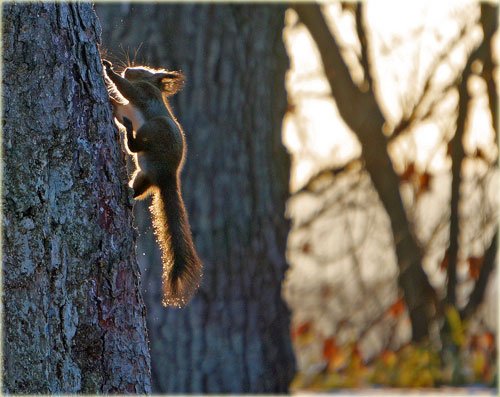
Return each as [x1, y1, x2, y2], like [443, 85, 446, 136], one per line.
[156, 71, 185, 96]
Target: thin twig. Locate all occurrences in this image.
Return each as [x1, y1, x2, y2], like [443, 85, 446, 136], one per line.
[355, 4, 373, 91]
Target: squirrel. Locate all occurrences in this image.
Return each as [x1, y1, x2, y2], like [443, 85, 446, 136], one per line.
[102, 60, 202, 308]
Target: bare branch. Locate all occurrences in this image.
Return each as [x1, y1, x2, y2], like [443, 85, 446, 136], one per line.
[460, 229, 498, 320]
[446, 3, 498, 306]
[297, 159, 362, 195]
[355, 4, 372, 91]
[293, 3, 436, 342]
[479, 3, 498, 163]
[391, 25, 472, 139]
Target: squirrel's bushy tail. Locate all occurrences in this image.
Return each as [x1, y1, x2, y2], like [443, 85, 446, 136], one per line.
[151, 174, 202, 307]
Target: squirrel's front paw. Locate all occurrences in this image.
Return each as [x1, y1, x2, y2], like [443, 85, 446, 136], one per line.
[102, 60, 113, 70]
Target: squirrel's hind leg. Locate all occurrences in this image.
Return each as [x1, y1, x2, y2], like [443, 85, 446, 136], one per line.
[131, 170, 153, 199]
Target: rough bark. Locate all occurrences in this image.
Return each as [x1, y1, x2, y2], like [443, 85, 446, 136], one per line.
[96, 3, 295, 393]
[2, 3, 151, 393]
[293, 4, 436, 342]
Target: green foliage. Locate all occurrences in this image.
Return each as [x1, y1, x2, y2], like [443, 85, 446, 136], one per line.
[370, 344, 441, 387]
[440, 307, 496, 387]
[290, 317, 496, 391]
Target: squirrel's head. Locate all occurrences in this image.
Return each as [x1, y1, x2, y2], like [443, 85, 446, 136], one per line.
[124, 66, 185, 96]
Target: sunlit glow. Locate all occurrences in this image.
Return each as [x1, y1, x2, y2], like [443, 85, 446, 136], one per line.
[282, 0, 498, 365]
[283, 1, 494, 190]
[284, 9, 361, 191]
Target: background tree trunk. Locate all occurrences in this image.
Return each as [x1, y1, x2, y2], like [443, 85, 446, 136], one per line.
[96, 3, 295, 393]
[292, 3, 498, 345]
[293, 4, 436, 342]
[2, 3, 151, 393]
[445, 2, 498, 308]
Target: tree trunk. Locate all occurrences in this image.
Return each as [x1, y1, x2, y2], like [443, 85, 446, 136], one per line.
[2, 3, 151, 393]
[96, 3, 295, 393]
[445, 2, 498, 307]
[293, 4, 436, 342]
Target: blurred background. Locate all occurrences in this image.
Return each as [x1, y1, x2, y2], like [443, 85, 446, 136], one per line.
[96, 1, 497, 392]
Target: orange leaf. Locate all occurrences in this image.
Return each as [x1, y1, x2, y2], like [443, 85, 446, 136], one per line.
[320, 285, 333, 299]
[301, 242, 312, 254]
[474, 148, 488, 162]
[480, 332, 495, 350]
[440, 252, 449, 270]
[292, 321, 311, 340]
[416, 172, 431, 195]
[447, 142, 453, 156]
[328, 346, 349, 371]
[400, 162, 416, 183]
[381, 350, 397, 366]
[323, 337, 338, 361]
[467, 256, 483, 280]
[388, 298, 405, 317]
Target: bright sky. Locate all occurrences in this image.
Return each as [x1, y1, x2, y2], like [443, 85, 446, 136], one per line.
[282, 1, 498, 349]
[283, 0, 496, 191]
